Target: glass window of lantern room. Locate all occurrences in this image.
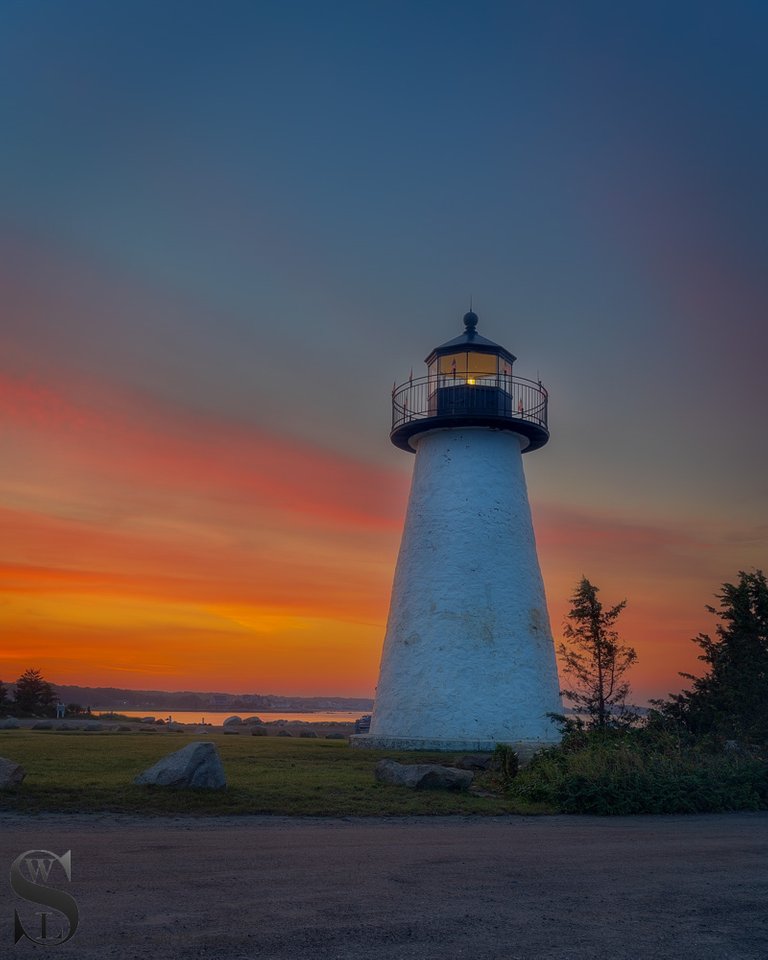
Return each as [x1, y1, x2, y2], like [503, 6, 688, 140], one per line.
[438, 352, 468, 376]
[466, 352, 498, 377]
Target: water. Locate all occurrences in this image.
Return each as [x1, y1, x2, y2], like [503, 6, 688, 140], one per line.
[96, 709, 365, 725]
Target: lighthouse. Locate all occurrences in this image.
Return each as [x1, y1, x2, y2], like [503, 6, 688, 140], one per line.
[354, 310, 562, 755]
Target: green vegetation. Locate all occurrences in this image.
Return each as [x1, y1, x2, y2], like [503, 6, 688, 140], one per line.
[652, 570, 768, 744]
[493, 743, 519, 785]
[558, 577, 637, 729]
[498, 571, 766, 815]
[506, 724, 767, 815]
[0, 731, 534, 817]
[4, 668, 58, 717]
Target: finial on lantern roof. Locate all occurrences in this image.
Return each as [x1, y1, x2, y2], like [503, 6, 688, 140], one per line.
[463, 308, 479, 335]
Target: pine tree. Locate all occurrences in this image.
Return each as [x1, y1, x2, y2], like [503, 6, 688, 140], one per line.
[664, 571, 768, 744]
[14, 668, 57, 716]
[558, 577, 637, 729]
[0, 680, 8, 714]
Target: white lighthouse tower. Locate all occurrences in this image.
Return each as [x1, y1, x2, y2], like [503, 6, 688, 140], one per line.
[354, 310, 562, 755]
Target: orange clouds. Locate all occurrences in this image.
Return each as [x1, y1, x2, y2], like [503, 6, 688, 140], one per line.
[0, 369, 405, 693]
[0, 369, 407, 529]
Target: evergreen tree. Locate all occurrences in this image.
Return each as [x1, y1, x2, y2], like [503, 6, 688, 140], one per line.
[660, 571, 768, 744]
[558, 577, 637, 729]
[14, 668, 57, 716]
[0, 680, 8, 714]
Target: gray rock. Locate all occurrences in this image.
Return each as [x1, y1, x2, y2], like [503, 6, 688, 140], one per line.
[81, 723, 103, 731]
[1, 720, 20, 729]
[243, 716, 264, 725]
[251, 727, 268, 736]
[299, 731, 318, 738]
[455, 753, 495, 771]
[277, 730, 292, 737]
[0, 757, 25, 788]
[325, 733, 346, 740]
[31, 721, 53, 730]
[223, 716, 242, 726]
[223, 729, 239, 735]
[375, 759, 473, 791]
[134, 742, 227, 789]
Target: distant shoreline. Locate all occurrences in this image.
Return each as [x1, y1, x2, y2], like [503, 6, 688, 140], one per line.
[93, 708, 366, 726]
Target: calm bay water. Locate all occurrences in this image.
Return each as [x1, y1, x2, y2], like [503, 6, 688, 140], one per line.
[97, 709, 365, 725]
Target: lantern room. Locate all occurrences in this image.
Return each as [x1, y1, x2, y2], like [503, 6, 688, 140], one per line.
[390, 310, 549, 453]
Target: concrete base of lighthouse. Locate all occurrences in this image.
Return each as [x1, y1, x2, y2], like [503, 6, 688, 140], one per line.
[349, 736, 555, 763]
[361, 426, 562, 753]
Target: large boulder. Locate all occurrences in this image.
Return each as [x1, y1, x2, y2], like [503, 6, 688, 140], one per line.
[0, 757, 25, 788]
[134, 742, 227, 789]
[454, 753, 495, 771]
[375, 759, 474, 791]
[223, 716, 242, 727]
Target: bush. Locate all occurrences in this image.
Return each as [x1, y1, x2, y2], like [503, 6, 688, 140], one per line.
[493, 743, 519, 784]
[509, 726, 768, 815]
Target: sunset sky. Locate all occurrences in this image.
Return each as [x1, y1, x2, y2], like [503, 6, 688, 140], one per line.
[1, 1, 767, 702]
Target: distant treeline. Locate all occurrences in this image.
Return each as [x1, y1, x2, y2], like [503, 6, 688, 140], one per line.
[54, 685, 374, 712]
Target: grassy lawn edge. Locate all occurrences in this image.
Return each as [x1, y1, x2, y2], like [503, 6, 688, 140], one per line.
[0, 730, 551, 817]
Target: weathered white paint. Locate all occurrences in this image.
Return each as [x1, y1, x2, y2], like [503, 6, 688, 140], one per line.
[359, 426, 561, 750]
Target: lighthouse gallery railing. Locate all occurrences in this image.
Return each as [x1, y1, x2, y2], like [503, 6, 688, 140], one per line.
[392, 373, 548, 433]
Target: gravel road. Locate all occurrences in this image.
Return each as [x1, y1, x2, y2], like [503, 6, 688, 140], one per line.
[1, 812, 766, 959]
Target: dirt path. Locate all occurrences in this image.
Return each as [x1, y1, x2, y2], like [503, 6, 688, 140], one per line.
[1, 812, 766, 959]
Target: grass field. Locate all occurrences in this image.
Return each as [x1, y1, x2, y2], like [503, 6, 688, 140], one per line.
[0, 730, 540, 816]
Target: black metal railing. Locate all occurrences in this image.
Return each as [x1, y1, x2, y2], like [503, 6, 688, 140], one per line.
[392, 372, 548, 433]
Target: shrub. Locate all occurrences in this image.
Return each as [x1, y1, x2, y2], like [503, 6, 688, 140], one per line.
[508, 726, 768, 815]
[493, 744, 519, 784]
